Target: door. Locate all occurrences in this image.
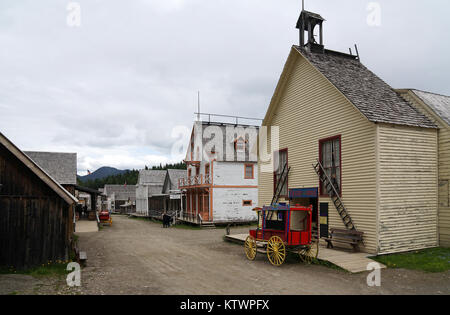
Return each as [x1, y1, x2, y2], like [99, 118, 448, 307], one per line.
[319, 203, 329, 238]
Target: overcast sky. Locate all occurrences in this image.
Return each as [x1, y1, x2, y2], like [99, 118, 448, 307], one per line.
[1, 0, 449, 175]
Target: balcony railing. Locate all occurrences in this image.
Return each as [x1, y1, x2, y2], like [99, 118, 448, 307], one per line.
[179, 174, 211, 189]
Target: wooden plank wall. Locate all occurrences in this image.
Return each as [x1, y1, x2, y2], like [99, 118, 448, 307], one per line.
[377, 124, 438, 254]
[258, 51, 378, 254]
[0, 144, 72, 269]
[398, 90, 449, 247]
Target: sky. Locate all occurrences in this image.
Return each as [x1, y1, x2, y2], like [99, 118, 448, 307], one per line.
[0, 0, 449, 175]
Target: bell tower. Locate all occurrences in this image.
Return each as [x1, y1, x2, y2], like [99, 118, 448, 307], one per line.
[296, 1, 325, 52]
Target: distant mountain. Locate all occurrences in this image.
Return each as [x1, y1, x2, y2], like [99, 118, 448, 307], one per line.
[78, 167, 128, 182]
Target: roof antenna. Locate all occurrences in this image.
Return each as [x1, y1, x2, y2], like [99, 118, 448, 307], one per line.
[197, 91, 201, 121]
[354, 44, 360, 61]
[302, 0, 305, 11]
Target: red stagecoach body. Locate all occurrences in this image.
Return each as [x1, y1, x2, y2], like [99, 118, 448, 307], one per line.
[99, 211, 112, 226]
[249, 204, 313, 247]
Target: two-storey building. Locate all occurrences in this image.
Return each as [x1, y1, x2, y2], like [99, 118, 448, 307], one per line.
[179, 120, 259, 225]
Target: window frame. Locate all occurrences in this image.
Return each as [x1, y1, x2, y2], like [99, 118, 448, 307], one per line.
[244, 163, 254, 179]
[318, 135, 342, 197]
[273, 148, 288, 199]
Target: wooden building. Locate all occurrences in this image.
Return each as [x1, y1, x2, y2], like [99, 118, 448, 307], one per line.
[0, 132, 78, 268]
[258, 10, 439, 255]
[135, 170, 167, 216]
[397, 89, 450, 247]
[24, 151, 77, 196]
[103, 185, 136, 214]
[163, 169, 186, 212]
[180, 120, 259, 225]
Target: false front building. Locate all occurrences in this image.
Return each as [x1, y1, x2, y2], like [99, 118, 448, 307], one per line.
[179, 120, 259, 225]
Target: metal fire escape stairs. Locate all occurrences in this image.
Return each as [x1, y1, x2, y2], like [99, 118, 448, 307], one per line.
[313, 160, 356, 231]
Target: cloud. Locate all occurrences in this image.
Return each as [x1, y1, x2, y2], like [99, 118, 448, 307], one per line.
[0, 0, 449, 175]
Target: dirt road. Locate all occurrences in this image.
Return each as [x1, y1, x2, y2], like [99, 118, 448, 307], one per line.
[70, 215, 448, 295]
[1, 215, 448, 295]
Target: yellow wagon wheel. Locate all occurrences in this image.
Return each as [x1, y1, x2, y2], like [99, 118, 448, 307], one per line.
[266, 236, 286, 266]
[299, 240, 319, 264]
[244, 236, 257, 261]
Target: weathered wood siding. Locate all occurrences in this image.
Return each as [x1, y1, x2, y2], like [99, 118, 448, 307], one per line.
[259, 49, 378, 253]
[377, 124, 438, 254]
[437, 126, 450, 246]
[399, 90, 450, 247]
[0, 144, 72, 268]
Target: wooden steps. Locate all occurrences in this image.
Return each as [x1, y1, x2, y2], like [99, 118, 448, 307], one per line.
[201, 222, 216, 229]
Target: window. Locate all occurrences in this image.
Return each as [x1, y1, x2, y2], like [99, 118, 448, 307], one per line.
[205, 164, 210, 176]
[244, 164, 254, 179]
[319, 136, 341, 196]
[243, 200, 252, 206]
[273, 149, 288, 197]
[234, 137, 246, 153]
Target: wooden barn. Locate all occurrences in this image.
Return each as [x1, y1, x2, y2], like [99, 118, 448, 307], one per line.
[258, 10, 439, 255]
[24, 151, 79, 220]
[24, 151, 77, 196]
[397, 89, 450, 247]
[0, 132, 78, 268]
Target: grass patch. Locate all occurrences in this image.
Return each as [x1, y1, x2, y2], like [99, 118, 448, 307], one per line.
[372, 247, 450, 273]
[0, 260, 73, 277]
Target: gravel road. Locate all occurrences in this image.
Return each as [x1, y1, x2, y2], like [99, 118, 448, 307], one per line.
[1, 215, 449, 295]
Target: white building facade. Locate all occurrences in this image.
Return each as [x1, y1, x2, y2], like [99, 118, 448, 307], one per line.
[180, 121, 259, 224]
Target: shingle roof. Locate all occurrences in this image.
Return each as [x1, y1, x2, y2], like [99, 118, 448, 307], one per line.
[0, 133, 77, 204]
[294, 46, 437, 129]
[24, 151, 77, 185]
[137, 170, 167, 185]
[167, 169, 186, 191]
[103, 185, 136, 201]
[410, 90, 450, 126]
[148, 185, 164, 196]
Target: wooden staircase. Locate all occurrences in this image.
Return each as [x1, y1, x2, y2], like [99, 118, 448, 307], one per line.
[313, 160, 356, 231]
[201, 222, 216, 229]
[266, 163, 291, 221]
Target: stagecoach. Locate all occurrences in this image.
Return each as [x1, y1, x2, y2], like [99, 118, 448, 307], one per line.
[244, 204, 318, 266]
[99, 210, 112, 227]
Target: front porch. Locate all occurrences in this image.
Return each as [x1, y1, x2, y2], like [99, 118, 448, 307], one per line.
[179, 187, 212, 225]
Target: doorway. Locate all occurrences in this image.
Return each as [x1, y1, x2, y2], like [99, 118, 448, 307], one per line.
[289, 188, 319, 238]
